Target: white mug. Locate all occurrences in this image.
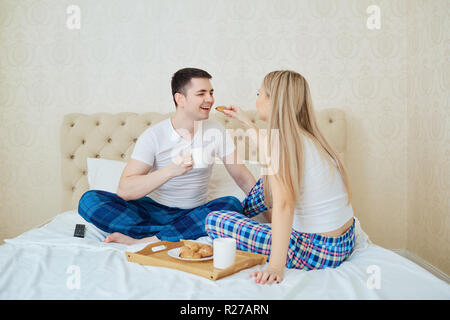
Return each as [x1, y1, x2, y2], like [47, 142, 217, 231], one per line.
[191, 147, 208, 169]
[213, 238, 236, 269]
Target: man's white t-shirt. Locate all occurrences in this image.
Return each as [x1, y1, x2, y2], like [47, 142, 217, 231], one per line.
[130, 118, 235, 209]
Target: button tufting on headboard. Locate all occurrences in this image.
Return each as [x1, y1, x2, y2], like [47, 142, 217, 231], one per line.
[60, 109, 347, 211]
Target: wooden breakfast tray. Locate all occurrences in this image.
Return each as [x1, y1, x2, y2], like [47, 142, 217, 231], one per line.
[125, 240, 268, 281]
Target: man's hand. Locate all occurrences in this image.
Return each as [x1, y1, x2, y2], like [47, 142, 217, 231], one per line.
[169, 152, 193, 177]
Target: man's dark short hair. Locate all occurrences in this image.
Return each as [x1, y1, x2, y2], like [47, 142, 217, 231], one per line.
[171, 68, 212, 107]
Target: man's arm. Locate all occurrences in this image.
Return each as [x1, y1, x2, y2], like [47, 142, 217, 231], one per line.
[117, 154, 193, 201]
[222, 150, 256, 195]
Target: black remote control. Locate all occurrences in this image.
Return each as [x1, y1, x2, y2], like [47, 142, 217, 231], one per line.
[74, 224, 86, 238]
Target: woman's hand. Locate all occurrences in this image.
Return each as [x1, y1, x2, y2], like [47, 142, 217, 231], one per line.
[222, 105, 255, 129]
[250, 266, 284, 285]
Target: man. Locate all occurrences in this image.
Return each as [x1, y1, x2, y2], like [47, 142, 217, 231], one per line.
[78, 68, 256, 245]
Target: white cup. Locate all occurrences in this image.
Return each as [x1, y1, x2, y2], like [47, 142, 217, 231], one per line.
[213, 238, 236, 269]
[191, 147, 208, 169]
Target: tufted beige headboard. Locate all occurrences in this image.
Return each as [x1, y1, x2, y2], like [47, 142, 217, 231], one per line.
[60, 108, 347, 212]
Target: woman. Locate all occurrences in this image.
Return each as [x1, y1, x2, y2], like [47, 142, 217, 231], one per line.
[205, 70, 355, 285]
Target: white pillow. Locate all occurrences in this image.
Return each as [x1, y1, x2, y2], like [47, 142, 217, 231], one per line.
[87, 158, 127, 193]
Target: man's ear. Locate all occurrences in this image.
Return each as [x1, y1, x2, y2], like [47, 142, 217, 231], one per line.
[174, 92, 185, 108]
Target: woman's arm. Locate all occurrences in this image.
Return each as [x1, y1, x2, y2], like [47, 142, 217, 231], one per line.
[251, 174, 295, 284]
[268, 200, 294, 270]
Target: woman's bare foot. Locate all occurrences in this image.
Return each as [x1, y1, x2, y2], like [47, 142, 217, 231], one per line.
[104, 232, 159, 245]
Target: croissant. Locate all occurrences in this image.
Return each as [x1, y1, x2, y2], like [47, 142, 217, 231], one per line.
[198, 245, 213, 258]
[179, 246, 195, 258]
[179, 241, 213, 259]
[184, 241, 200, 252]
[215, 106, 227, 113]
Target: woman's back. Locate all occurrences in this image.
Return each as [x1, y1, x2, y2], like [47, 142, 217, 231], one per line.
[292, 135, 354, 234]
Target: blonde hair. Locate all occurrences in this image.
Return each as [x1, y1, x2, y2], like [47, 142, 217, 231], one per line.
[261, 70, 352, 207]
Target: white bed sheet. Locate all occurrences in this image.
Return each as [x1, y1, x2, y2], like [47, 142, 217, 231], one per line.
[0, 209, 449, 300]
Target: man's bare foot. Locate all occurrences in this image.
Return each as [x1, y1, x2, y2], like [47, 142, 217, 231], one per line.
[104, 232, 159, 245]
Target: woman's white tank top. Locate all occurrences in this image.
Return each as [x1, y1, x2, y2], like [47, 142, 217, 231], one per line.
[292, 136, 354, 234]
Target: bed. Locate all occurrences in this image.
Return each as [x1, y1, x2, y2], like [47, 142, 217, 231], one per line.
[0, 109, 448, 300]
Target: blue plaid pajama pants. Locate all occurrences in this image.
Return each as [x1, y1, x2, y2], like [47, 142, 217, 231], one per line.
[78, 190, 243, 241]
[205, 178, 356, 271]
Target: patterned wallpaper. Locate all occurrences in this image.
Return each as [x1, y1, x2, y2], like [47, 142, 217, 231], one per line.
[406, 0, 449, 274]
[0, 0, 447, 273]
